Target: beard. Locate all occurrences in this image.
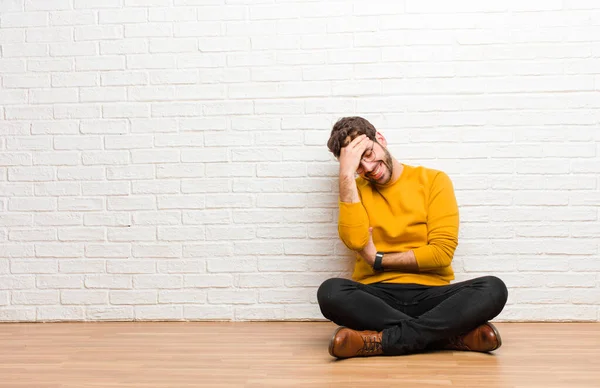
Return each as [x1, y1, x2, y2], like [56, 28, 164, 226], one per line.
[364, 148, 394, 185]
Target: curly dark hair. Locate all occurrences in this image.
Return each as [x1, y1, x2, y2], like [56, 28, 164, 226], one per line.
[327, 116, 377, 158]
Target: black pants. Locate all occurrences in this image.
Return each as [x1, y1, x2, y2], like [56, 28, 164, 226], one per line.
[317, 276, 508, 356]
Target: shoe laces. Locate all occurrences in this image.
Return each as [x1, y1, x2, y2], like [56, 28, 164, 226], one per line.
[358, 334, 382, 355]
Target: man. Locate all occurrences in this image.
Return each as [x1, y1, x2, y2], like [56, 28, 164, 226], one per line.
[318, 116, 508, 359]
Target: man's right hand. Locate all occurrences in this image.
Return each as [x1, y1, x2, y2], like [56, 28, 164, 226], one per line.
[338, 134, 371, 178]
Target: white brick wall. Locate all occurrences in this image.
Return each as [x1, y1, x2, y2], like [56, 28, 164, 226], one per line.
[0, 1, 599, 323]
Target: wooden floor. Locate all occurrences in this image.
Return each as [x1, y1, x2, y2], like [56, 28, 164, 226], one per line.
[1, 322, 599, 388]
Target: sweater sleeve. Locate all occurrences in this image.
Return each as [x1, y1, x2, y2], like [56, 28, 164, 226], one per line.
[337, 201, 370, 251]
[412, 172, 459, 271]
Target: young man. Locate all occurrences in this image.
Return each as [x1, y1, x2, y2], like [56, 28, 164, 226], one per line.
[318, 116, 508, 359]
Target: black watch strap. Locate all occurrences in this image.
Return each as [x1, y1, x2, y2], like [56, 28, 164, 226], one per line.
[373, 252, 384, 272]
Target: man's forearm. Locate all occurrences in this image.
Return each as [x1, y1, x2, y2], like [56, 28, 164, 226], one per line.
[381, 250, 419, 273]
[339, 174, 360, 203]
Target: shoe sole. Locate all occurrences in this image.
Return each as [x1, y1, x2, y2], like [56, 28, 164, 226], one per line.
[486, 322, 502, 351]
[328, 326, 346, 358]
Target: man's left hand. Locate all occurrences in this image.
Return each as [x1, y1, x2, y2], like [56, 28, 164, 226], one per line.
[359, 227, 377, 266]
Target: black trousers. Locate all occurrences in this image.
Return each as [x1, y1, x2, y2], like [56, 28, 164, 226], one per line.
[317, 276, 508, 356]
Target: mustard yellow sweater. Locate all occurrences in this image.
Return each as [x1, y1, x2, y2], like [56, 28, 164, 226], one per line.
[338, 164, 459, 286]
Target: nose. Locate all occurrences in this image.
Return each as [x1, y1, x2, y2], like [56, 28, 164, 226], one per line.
[358, 159, 378, 174]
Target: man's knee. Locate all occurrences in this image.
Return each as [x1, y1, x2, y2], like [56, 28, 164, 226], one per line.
[317, 278, 348, 309]
[479, 275, 508, 312]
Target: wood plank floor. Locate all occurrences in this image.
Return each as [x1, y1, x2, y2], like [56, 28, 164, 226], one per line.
[1, 322, 599, 388]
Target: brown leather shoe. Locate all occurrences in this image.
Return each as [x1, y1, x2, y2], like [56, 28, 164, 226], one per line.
[328, 327, 384, 359]
[443, 322, 502, 352]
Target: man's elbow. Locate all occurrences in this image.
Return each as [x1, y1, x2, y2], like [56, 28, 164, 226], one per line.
[339, 230, 369, 251]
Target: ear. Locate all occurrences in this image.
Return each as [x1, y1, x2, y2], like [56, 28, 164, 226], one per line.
[375, 131, 387, 147]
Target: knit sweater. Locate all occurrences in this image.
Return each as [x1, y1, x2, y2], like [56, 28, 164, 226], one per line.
[338, 164, 459, 286]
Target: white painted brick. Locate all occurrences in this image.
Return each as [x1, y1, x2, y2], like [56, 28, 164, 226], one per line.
[4, 74, 49, 89]
[85, 275, 132, 289]
[133, 211, 180, 225]
[135, 305, 183, 320]
[0, 308, 36, 322]
[184, 274, 233, 288]
[50, 42, 97, 57]
[107, 227, 155, 242]
[59, 260, 106, 274]
[257, 226, 306, 239]
[134, 274, 182, 289]
[37, 275, 84, 289]
[283, 179, 333, 193]
[37, 306, 85, 321]
[107, 166, 154, 180]
[132, 244, 181, 258]
[156, 164, 204, 179]
[57, 167, 104, 182]
[285, 304, 324, 320]
[0, 275, 36, 289]
[0, 243, 34, 258]
[57, 227, 104, 242]
[1, 4, 599, 323]
[34, 213, 81, 227]
[0, 28, 25, 44]
[107, 196, 155, 211]
[2, 43, 48, 57]
[128, 54, 176, 69]
[0, 214, 33, 227]
[50, 10, 95, 26]
[158, 260, 205, 274]
[234, 209, 332, 224]
[206, 226, 254, 241]
[159, 290, 206, 303]
[58, 197, 103, 212]
[12, 290, 59, 305]
[2, 12, 47, 28]
[35, 243, 83, 258]
[149, 70, 198, 85]
[105, 136, 153, 150]
[26, 27, 71, 42]
[55, 104, 102, 119]
[0, 152, 32, 166]
[183, 242, 228, 258]
[51, 72, 97, 87]
[259, 289, 311, 304]
[7, 136, 52, 151]
[158, 195, 205, 210]
[81, 182, 129, 196]
[86, 307, 134, 321]
[110, 290, 156, 305]
[9, 229, 56, 242]
[103, 103, 149, 118]
[205, 194, 252, 209]
[182, 210, 229, 225]
[235, 305, 285, 320]
[256, 194, 306, 208]
[86, 244, 131, 259]
[207, 258, 256, 273]
[11, 258, 57, 274]
[208, 289, 256, 305]
[232, 179, 282, 193]
[131, 150, 179, 164]
[84, 213, 130, 227]
[9, 197, 55, 211]
[61, 290, 108, 305]
[125, 23, 172, 38]
[101, 71, 148, 86]
[149, 7, 197, 21]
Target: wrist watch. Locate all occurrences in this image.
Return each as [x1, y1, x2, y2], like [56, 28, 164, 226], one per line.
[373, 252, 384, 272]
